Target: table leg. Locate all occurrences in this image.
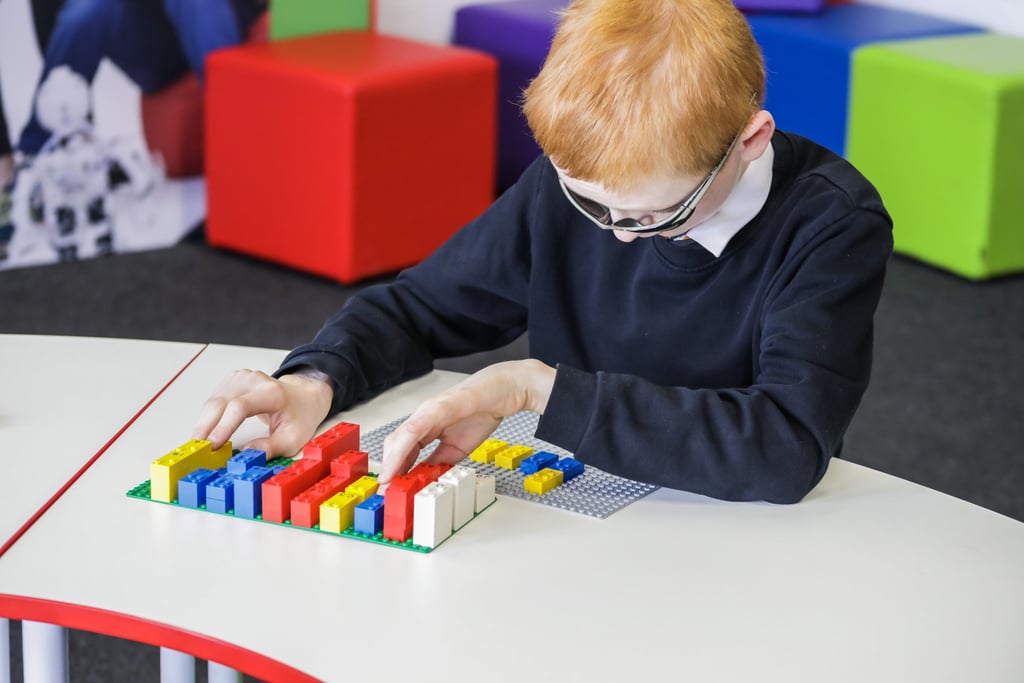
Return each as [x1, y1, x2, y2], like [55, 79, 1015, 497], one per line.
[208, 660, 242, 683]
[21, 621, 67, 683]
[160, 647, 195, 682]
[1, 618, 10, 683]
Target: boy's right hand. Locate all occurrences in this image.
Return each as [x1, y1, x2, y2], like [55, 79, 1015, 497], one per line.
[192, 369, 334, 459]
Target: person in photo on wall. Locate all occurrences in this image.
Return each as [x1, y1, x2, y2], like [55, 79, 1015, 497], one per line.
[3, 0, 266, 262]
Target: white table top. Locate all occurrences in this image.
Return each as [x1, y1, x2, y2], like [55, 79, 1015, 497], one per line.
[2, 339, 1024, 682]
[0, 334, 204, 551]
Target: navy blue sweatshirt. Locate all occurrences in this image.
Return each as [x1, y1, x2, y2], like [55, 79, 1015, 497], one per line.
[278, 131, 893, 503]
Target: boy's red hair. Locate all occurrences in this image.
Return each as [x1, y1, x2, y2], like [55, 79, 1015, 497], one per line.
[523, 0, 765, 191]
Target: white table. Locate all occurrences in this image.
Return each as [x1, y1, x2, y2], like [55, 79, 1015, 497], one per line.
[0, 335, 204, 552]
[0, 334, 206, 680]
[2, 340, 1024, 682]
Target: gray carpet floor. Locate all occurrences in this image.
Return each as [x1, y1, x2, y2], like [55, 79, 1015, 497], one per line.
[2, 236, 1022, 681]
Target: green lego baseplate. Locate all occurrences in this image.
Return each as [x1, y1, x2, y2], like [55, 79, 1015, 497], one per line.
[126, 455, 494, 554]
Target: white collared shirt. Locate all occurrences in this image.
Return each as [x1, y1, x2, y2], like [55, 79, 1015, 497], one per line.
[674, 142, 775, 257]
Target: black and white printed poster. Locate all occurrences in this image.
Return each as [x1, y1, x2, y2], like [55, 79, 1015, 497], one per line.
[0, 0, 265, 270]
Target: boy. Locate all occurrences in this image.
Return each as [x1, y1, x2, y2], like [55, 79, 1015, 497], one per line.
[194, 0, 892, 503]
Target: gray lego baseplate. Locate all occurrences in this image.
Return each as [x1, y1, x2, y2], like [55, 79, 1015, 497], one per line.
[361, 411, 658, 519]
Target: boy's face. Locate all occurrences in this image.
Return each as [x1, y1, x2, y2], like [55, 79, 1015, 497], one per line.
[557, 150, 746, 243]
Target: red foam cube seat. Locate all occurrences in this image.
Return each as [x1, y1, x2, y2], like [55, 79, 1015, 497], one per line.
[205, 31, 497, 283]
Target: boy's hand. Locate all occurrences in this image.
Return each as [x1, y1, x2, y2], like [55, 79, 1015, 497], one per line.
[378, 360, 556, 484]
[192, 369, 334, 458]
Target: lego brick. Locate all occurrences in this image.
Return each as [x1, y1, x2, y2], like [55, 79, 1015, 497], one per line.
[524, 468, 563, 495]
[206, 32, 496, 284]
[549, 457, 585, 482]
[150, 439, 233, 503]
[519, 450, 558, 475]
[353, 494, 385, 536]
[474, 474, 496, 513]
[329, 449, 369, 480]
[227, 448, 267, 474]
[494, 444, 534, 470]
[290, 473, 361, 528]
[260, 458, 330, 524]
[439, 466, 476, 530]
[205, 474, 237, 514]
[233, 465, 278, 519]
[407, 462, 452, 486]
[469, 439, 508, 464]
[413, 482, 455, 549]
[319, 491, 362, 534]
[746, 4, 982, 155]
[303, 422, 360, 463]
[847, 33, 1024, 278]
[382, 473, 432, 542]
[344, 475, 380, 503]
[177, 468, 221, 509]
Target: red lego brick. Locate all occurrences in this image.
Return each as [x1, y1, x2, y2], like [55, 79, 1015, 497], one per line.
[260, 459, 329, 524]
[290, 473, 361, 528]
[303, 422, 360, 463]
[382, 473, 433, 542]
[407, 462, 453, 487]
[329, 450, 369, 480]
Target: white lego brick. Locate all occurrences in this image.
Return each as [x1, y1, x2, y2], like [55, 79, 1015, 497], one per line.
[440, 465, 476, 530]
[474, 473, 496, 513]
[413, 482, 454, 549]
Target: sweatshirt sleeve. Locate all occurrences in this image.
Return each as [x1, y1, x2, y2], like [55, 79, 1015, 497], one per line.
[535, 206, 893, 504]
[274, 159, 545, 414]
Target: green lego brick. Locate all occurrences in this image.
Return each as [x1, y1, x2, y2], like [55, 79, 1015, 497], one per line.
[847, 33, 1024, 279]
[269, 0, 371, 41]
[127, 455, 494, 553]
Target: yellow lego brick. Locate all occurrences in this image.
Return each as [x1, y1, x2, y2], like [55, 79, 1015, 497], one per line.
[150, 439, 233, 503]
[469, 438, 508, 464]
[524, 468, 563, 495]
[320, 491, 361, 533]
[494, 444, 534, 470]
[345, 475, 379, 503]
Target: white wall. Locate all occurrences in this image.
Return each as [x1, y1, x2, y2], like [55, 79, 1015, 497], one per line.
[376, 0, 1024, 44]
[377, 0, 515, 45]
[858, 0, 1024, 38]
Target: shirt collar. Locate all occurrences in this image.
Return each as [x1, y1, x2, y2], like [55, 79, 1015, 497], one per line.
[673, 141, 774, 257]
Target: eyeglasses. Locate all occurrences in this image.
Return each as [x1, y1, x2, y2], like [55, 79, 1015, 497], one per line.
[557, 129, 743, 235]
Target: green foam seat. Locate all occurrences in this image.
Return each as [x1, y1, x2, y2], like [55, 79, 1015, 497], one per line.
[270, 0, 371, 40]
[847, 33, 1024, 279]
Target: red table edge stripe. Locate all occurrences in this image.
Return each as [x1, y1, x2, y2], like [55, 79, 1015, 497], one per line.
[0, 343, 209, 559]
[0, 594, 321, 682]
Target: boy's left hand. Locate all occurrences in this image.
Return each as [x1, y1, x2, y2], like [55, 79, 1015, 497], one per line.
[377, 359, 556, 483]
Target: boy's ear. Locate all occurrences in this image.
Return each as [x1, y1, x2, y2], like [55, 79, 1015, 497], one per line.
[739, 111, 776, 162]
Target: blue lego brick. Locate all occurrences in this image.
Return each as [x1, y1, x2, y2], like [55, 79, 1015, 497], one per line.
[745, 4, 983, 155]
[233, 465, 277, 519]
[227, 448, 267, 474]
[353, 494, 385, 536]
[520, 450, 559, 475]
[550, 458, 584, 482]
[270, 464, 288, 475]
[177, 467, 220, 508]
[205, 474, 237, 514]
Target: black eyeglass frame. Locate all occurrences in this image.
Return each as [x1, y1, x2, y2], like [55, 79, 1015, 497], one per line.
[557, 129, 744, 235]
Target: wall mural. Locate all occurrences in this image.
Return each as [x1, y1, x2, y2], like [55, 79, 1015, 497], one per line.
[0, 0, 265, 270]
